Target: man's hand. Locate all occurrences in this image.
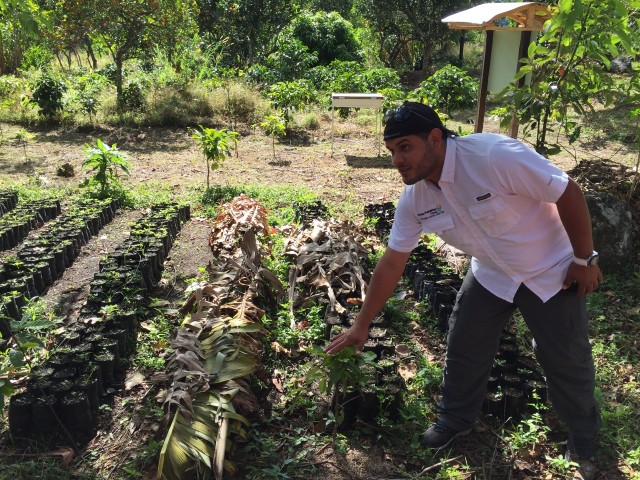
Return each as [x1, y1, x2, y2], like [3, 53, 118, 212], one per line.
[563, 262, 603, 295]
[324, 323, 369, 355]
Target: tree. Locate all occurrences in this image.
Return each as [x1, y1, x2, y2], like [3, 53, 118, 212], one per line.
[497, 0, 640, 154]
[289, 10, 364, 65]
[196, 0, 300, 67]
[0, 0, 43, 74]
[56, 0, 197, 110]
[190, 126, 239, 189]
[354, 0, 470, 70]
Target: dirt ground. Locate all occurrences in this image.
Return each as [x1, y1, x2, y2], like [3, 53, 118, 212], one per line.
[1, 117, 638, 479]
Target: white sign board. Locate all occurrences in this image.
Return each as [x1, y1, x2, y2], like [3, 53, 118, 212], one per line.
[331, 93, 385, 157]
[331, 93, 384, 108]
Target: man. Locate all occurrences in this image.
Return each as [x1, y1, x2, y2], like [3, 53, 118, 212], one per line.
[325, 102, 602, 477]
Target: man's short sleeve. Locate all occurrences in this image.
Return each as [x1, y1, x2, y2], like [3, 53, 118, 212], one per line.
[488, 138, 569, 203]
[387, 187, 422, 253]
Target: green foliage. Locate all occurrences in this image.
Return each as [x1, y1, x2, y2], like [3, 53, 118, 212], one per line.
[264, 303, 325, 352]
[29, 70, 66, 119]
[289, 10, 364, 65]
[411, 64, 477, 114]
[80, 139, 131, 198]
[190, 125, 239, 188]
[119, 80, 145, 112]
[305, 345, 377, 433]
[305, 345, 376, 397]
[263, 35, 319, 83]
[238, 423, 325, 479]
[196, 0, 298, 69]
[267, 80, 316, 126]
[0, 299, 55, 414]
[69, 69, 107, 121]
[505, 408, 551, 454]
[496, 0, 640, 154]
[545, 454, 579, 476]
[260, 114, 286, 158]
[20, 43, 53, 70]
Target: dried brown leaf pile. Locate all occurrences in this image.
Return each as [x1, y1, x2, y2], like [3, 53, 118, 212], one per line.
[155, 195, 283, 480]
[284, 218, 373, 318]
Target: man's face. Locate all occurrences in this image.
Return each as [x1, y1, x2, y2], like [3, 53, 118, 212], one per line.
[384, 131, 444, 185]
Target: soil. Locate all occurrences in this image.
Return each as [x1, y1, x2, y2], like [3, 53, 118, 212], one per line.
[0, 117, 638, 479]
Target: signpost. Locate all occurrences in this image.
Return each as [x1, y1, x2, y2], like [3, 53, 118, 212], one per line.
[331, 93, 385, 157]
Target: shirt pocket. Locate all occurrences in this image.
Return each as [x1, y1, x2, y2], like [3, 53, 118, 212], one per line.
[468, 196, 520, 236]
[421, 214, 455, 234]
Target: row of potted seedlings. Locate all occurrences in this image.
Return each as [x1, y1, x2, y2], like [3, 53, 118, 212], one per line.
[326, 311, 406, 427]
[293, 200, 329, 226]
[403, 242, 462, 333]
[483, 331, 548, 422]
[8, 202, 190, 443]
[402, 243, 549, 421]
[0, 198, 120, 341]
[0, 197, 62, 251]
[0, 189, 19, 217]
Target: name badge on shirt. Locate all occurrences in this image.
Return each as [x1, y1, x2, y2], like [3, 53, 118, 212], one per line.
[417, 204, 444, 220]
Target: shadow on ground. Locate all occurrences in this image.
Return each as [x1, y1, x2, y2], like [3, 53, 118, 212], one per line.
[346, 154, 393, 168]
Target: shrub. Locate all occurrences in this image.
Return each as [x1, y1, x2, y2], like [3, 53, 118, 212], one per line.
[119, 80, 145, 112]
[145, 84, 215, 127]
[263, 36, 319, 83]
[410, 64, 477, 114]
[209, 80, 269, 126]
[290, 10, 364, 65]
[267, 79, 316, 126]
[20, 44, 53, 70]
[300, 112, 320, 130]
[29, 70, 66, 119]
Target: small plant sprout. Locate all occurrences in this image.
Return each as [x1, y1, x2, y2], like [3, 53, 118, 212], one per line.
[190, 125, 239, 189]
[81, 139, 131, 198]
[14, 129, 35, 160]
[260, 114, 286, 159]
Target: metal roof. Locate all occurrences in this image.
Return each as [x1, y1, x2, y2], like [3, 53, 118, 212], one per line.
[442, 2, 551, 31]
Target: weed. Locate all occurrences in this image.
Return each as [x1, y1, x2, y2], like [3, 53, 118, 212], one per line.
[505, 405, 550, 454]
[132, 306, 174, 371]
[264, 303, 325, 352]
[545, 454, 579, 477]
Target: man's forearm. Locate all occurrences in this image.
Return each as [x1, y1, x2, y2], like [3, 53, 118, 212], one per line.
[556, 178, 595, 258]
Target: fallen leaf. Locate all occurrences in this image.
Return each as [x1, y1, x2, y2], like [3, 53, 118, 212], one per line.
[125, 371, 145, 390]
[272, 376, 284, 393]
[398, 361, 417, 381]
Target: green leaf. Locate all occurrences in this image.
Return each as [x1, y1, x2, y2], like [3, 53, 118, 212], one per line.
[8, 349, 25, 368]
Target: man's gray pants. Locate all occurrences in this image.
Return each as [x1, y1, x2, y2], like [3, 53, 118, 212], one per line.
[438, 270, 602, 436]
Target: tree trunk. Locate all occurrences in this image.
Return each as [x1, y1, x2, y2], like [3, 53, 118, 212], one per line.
[115, 54, 124, 113]
[84, 37, 98, 69]
[458, 31, 466, 67]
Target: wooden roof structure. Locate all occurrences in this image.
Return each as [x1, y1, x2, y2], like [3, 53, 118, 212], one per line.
[442, 2, 551, 31]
